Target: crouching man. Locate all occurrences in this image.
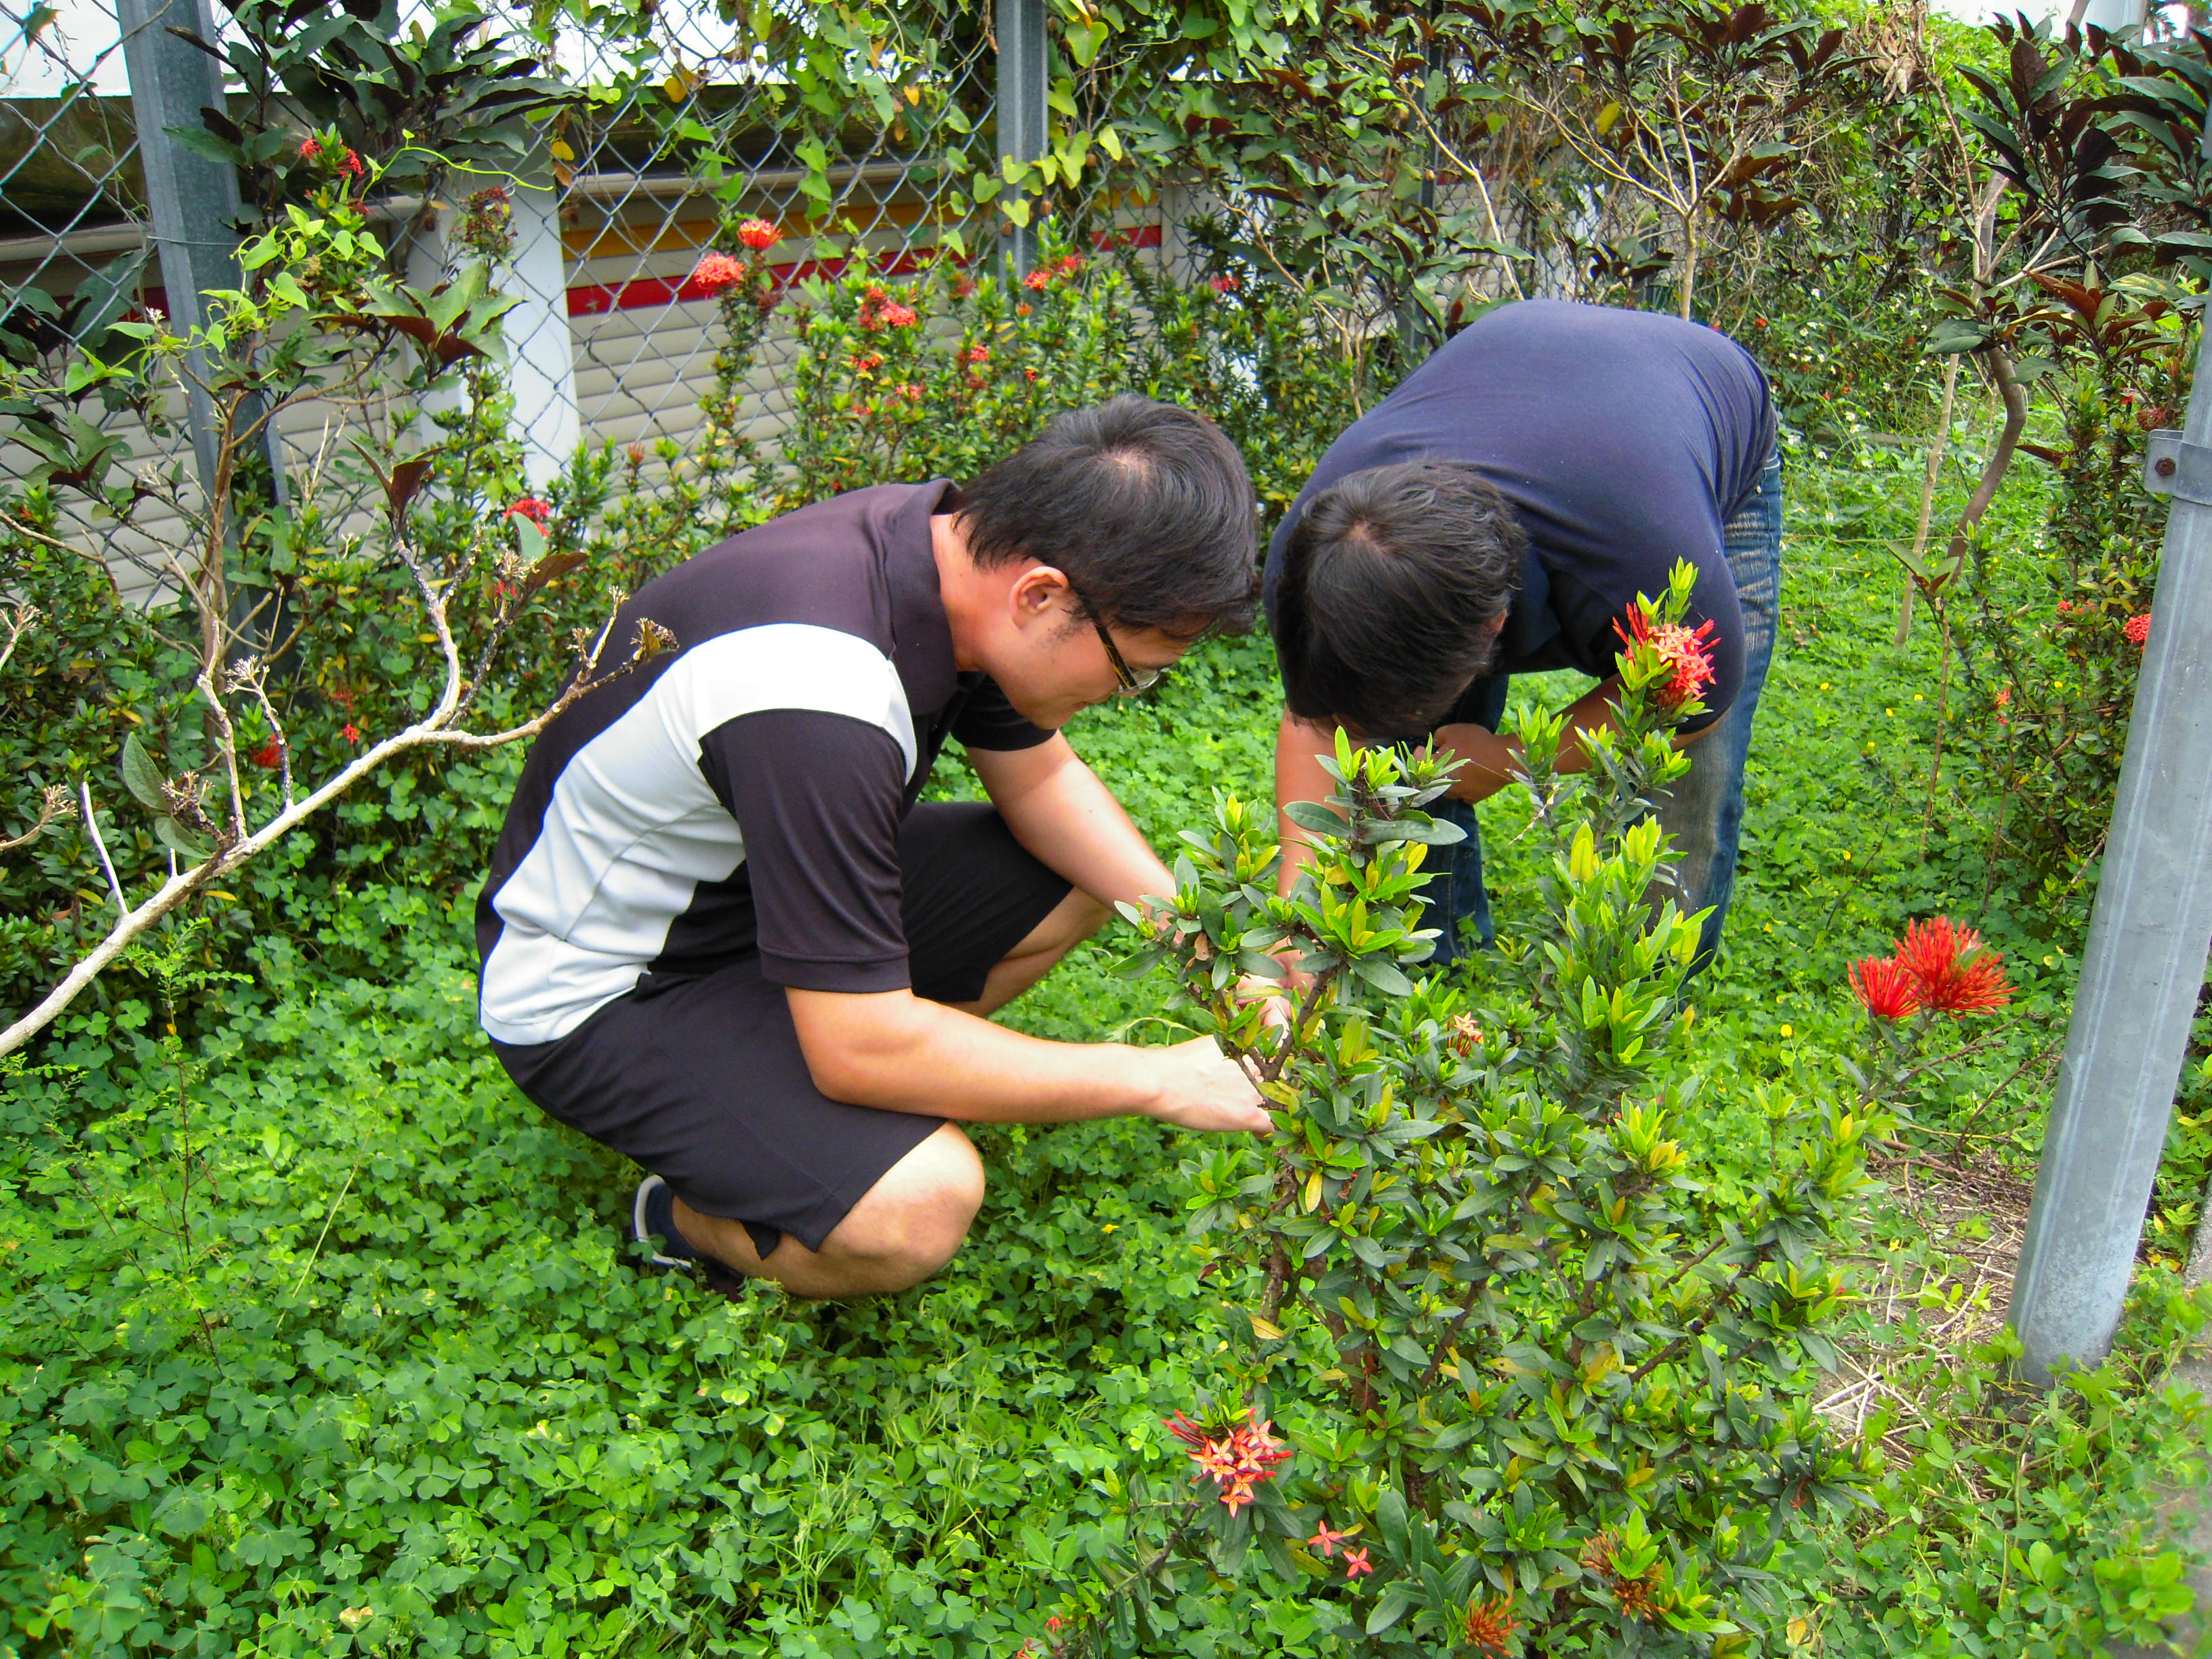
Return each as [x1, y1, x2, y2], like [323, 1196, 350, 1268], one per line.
[1267, 298, 1782, 966]
[476, 395, 1270, 1300]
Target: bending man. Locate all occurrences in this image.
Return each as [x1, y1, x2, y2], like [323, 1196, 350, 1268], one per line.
[478, 396, 1270, 1300]
[1267, 298, 1782, 964]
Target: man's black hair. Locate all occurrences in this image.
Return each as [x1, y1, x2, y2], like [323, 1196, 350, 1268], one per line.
[1275, 460, 1527, 738]
[960, 394, 1258, 638]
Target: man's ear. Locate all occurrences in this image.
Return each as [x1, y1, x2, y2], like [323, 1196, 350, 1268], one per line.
[1007, 562, 1073, 627]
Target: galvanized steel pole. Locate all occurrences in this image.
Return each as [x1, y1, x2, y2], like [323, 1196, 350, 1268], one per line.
[996, 0, 1047, 283]
[2007, 193, 2212, 1381]
[119, 0, 249, 502]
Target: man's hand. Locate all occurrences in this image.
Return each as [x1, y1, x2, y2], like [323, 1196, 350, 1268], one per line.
[1138, 1036, 1273, 1132]
[1430, 721, 1521, 803]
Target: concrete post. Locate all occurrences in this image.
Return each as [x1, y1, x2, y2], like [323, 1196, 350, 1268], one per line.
[501, 169, 579, 490]
[996, 0, 1047, 281]
[2007, 184, 2212, 1381]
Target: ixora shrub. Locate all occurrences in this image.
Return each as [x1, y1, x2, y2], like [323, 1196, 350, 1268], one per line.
[1057, 565, 1878, 1656]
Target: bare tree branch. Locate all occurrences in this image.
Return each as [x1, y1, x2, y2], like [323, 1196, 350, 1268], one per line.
[0, 785, 76, 855]
[0, 611, 662, 1060]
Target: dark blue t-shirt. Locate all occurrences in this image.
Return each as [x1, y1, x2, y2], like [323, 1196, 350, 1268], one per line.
[1264, 300, 1776, 731]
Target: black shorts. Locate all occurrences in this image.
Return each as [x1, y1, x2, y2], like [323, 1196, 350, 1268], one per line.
[491, 802, 1072, 1257]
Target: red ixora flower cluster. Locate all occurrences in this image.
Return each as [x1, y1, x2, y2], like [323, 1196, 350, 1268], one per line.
[2127, 611, 2152, 647]
[1162, 1409, 1290, 1515]
[689, 252, 747, 297]
[858, 285, 920, 330]
[298, 136, 367, 178]
[1850, 916, 2011, 1021]
[1208, 272, 1240, 293]
[735, 218, 781, 251]
[506, 497, 552, 527]
[963, 344, 989, 365]
[249, 739, 282, 769]
[1614, 607, 1718, 708]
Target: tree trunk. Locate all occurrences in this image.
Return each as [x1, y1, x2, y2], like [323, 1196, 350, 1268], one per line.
[1677, 209, 1700, 320]
[1898, 354, 1962, 645]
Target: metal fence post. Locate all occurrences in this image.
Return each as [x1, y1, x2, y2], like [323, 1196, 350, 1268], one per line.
[996, 0, 1046, 282]
[119, 0, 249, 505]
[2007, 127, 2212, 1381]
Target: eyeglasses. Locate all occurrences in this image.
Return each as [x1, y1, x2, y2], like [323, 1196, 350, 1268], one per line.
[1073, 592, 1164, 695]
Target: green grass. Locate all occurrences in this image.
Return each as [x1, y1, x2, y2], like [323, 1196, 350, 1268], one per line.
[6, 431, 2212, 1658]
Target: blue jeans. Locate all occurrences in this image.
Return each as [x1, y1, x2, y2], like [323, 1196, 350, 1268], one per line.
[1426, 447, 1784, 970]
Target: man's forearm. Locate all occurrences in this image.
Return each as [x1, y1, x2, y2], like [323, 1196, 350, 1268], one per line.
[789, 987, 1162, 1122]
[1275, 713, 1336, 895]
[973, 737, 1174, 910]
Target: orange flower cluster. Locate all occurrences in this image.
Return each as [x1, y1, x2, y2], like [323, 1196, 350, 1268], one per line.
[858, 285, 920, 330]
[1162, 1409, 1290, 1515]
[736, 218, 781, 251]
[1447, 1012, 1485, 1057]
[1462, 1592, 1521, 1654]
[1847, 956, 1917, 1021]
[1614, 608, 1718, 708]
[2127, 611, 2152, 647]
[689, 252, 746, 296]
[1849, 916, 2011, 1021]
[1581, 1532, 1658, 1620]
[298, 136, 365, 178]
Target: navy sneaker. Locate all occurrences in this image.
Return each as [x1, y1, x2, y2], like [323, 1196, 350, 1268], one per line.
[631, 1175, 751, 1300]
[632, 1174, 699, 1271]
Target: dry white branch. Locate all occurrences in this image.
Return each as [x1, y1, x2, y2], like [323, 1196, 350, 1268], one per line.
[79, 781, 126, 917]
[0, 597, 658, 1061]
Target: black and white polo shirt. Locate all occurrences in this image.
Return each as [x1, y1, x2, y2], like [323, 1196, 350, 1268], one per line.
[474, 479, 1052, 1049]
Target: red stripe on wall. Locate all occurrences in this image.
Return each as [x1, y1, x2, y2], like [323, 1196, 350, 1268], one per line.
[567, 222, 1163, 318]
[137, 223, 1166, 323]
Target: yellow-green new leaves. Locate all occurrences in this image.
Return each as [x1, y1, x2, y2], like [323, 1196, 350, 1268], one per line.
[1103, 558, 1868, 1650]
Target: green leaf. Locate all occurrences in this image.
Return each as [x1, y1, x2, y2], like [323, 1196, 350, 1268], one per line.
[1366, 1583, 1416, 1634]
[513, 514, 548, 568]
[1355, 958, 1414, 997]
[163, 123, 243, 168]
[155, 816, 212, 861]
[1283, 800, 1347, 837]
[1374, 1483, 1410, 1553]
[120, 733, 165, 809]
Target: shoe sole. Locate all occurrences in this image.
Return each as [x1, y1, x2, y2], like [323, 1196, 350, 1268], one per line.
[631, 1175, 695, 1273]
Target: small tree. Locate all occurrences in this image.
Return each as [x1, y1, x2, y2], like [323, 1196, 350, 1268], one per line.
[1050, 563, 1875, 1654]
[1460, 0, 1859, 321]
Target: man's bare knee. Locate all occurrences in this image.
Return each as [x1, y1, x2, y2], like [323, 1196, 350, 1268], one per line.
[822, 1123, 983, 1291]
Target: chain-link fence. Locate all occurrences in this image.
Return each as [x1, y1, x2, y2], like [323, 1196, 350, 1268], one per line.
[0, 0, 173, 598]
[0, 0, 1181, 605]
